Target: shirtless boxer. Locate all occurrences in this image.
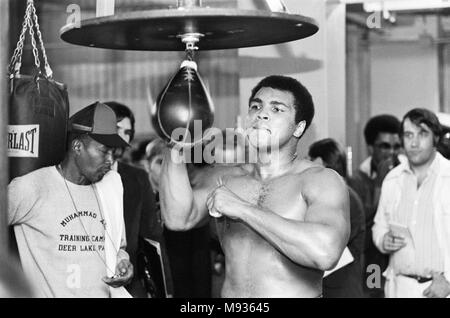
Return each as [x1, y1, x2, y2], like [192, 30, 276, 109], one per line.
[160, 75, 350, 298]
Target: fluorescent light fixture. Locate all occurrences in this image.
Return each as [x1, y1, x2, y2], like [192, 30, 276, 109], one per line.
[96, 0, 115, 17]
[265, 0, 289, 13]
[364, 0, 450, 12]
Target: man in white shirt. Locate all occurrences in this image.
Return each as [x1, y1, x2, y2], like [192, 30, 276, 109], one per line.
[372, 108, 450, 298]
[8, 102, 133, 297]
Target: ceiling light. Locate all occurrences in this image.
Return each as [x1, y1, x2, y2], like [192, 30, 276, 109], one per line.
[363, 0, 450, 12]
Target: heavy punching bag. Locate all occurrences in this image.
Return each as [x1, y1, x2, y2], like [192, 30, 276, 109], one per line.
[151, 60, 214, 146]
[8, 0, 69, 181]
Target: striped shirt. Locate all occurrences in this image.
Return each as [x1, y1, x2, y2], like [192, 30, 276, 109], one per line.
[391, 155, 445, 277]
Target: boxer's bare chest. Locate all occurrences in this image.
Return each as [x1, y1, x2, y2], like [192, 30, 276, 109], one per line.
[211, 164, 324, 297]
[212, 172, 308, 245]
[207, 163, 317, 245]
[227, 173, 307, 220]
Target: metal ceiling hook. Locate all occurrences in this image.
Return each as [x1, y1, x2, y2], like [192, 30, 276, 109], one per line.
[178, 32, 204, 52]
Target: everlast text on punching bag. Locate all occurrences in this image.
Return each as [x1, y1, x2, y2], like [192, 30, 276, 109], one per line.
[8, 0, 69, 181]
[151, 60, 214, 146]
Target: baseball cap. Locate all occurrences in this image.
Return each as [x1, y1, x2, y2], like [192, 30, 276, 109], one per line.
[69, 101, 130, 148]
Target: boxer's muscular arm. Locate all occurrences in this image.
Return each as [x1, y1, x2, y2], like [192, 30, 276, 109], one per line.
[248, 168, 349, 270]
[209, 168, 350, 271]
[298, 169, 350, 270]
[159, 148, 210, 230]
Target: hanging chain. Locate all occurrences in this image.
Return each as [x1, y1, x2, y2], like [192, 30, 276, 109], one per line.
[30, 0, 53, 78]
[8, 0, 53, 78]
[27, 6, 41, 72]
[180, 33, 202, 62]
[8, 1, 32, 76]
[185, 48, 195, 62]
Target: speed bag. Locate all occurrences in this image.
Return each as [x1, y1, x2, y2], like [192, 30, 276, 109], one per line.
[8, 75, 70, 181]
[151, 61, 215, 146]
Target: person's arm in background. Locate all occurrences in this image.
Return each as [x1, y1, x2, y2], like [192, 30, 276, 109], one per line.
[372, 178, 405, 255]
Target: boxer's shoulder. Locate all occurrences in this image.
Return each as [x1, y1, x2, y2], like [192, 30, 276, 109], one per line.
[296, 164, 348, 203]
[293, 159, 339, 178]
[291, 159, 324, 177]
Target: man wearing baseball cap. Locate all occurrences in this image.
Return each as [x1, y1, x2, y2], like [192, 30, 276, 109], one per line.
[7, 101, 134, 297]
[70, 101, 130, 149]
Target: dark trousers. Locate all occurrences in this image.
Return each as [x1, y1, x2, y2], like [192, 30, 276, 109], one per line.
[163, 224, 212, 298]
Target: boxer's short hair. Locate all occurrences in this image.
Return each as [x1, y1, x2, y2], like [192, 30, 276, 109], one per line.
[249, 75, 315, 129]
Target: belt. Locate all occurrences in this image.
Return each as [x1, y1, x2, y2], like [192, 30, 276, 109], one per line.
[401, 274, 433, 284]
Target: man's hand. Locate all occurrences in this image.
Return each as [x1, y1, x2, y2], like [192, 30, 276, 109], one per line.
[102, 259, 134, 288]
[382, 231, 406, 253]
[423, 272, 450, 298]
[206, 182, 252, 220]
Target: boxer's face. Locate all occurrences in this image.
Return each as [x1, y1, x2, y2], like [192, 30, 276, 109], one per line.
[402, 118, 436, 168]
[245, 87, 300, 149]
